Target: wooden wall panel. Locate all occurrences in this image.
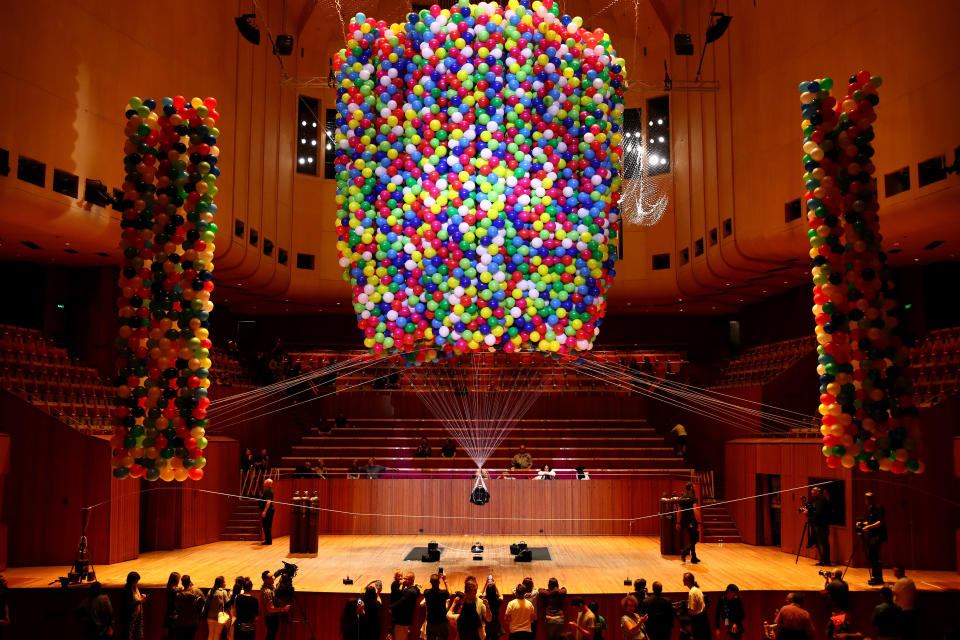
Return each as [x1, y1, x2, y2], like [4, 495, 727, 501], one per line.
[269, 478, 687, 537]
[0, 390, 138, 566]
[139, 437, 240, 551]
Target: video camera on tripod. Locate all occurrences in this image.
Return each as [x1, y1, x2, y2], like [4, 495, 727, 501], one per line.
[274, 560, 299, 602]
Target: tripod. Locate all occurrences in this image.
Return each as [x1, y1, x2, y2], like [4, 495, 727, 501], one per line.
[840, 532, 864, 581]
[794, 519, 813, 564]
[51, 507, 96, 587]
[283, 589, 317, 640]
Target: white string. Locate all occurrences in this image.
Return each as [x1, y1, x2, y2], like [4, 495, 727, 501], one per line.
[84, 480, 833, 523]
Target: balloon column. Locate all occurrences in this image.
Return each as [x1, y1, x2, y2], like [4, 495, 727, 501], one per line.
[334, 0, 625, 361]
[799, 72, 922, 474]
[112, 96, 221, 481]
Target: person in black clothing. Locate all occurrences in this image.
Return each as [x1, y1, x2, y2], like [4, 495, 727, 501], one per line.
[629, 579, 647, 613]
[810, 487, 832, 566]
[823, 570, 849, 614]
[260, 478, 275, 545]
[240, 448, 254, 472]
[119, 571, 147, 640]
[341, 597, 363, 640]
[162, 572, 181, 640]
[78, 581, 113, 640]
[441, 438, 457, 458]
[640, 582, 674, 640]
[872, 586, 902, 638]
[233, 577, 259, 640]
[422, 573, 450, 640]
[714, 584, 744, 639]
[860, 492, 887, 585]
[389, 571, 422, 640]
[484, 579, 504, 640]
[359, 583, 383, 640]
[677, 482, 701, 563]
[414, 437, 433, 458]
[335, 412, 348, 430]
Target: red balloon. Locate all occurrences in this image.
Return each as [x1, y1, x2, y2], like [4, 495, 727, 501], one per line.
[187, 467, 204, 481]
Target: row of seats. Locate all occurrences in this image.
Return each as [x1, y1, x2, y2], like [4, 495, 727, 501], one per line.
[910, 326, 960, 406]
[208, 348, 256, 388]
[711, 336, 815, 389]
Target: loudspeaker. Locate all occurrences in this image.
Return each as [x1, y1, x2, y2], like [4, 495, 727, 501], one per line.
[514, 549, 532, 562]
[674, 33, 693, 55]
[509, 542, 528, 555]
[473, 555, 483, 561]
[421, 547, 440, 562]
[428, 541, 439, 552]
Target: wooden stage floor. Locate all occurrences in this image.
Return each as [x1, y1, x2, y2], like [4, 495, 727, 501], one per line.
[6, 535, 959, 595]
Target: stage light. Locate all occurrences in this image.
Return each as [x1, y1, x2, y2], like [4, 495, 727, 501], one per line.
[275, 34, 294, 56]
[705, 12, 732, 44]
[84, 179, 115, 207]
[235, 14, 261, 45]
[673, 33, 693, 56]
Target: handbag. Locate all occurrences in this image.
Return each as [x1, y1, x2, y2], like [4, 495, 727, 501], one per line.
[218, 610, 231, 625]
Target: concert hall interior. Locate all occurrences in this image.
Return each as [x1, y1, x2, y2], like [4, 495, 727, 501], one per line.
[0, 1, 959, 639]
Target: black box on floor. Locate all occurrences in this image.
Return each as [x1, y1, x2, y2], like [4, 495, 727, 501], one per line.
[514, 549, 532, 562]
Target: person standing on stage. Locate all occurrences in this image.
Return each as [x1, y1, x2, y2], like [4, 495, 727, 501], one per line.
[810, 487, 832, 566]
[641, 582, 674, 640]
[681, 573, 710, 640]
[677, 482, 701, 564]
[859, 492, 887, 585]
[260, 478, 275, 545]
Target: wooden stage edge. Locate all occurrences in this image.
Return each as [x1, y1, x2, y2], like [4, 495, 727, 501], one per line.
[5, 535, 959, 595]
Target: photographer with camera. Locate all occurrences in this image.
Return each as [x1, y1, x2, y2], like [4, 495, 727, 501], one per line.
[422, 573, 450, 640]
[858, 492, 887, 585]
[261, 570, 291, 640]
[810, 487, 832, 565]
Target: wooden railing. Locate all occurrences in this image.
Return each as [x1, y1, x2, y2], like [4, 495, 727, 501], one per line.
[241, 466, 279, 495]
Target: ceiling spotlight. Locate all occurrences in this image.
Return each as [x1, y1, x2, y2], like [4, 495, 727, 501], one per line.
[705, 12, 733, 44]
[234, 13, 261, 45]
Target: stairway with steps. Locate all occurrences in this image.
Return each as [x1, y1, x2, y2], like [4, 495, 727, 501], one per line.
[221, 500, 263, 541]
[700, 501, 742, 544]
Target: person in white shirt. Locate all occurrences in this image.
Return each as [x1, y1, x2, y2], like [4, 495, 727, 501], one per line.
[682, 573, 709, 640]
[534, 464, 556, 480]
[504, 584, 536, 640]
[568, 598, 595, 640]
[892, 563, 917, 640]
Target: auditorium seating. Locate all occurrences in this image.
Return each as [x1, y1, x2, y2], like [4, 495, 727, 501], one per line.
[910, 325, 960, 406]
[209, 347, 256, 388]
[711, 336, 815, 389]
[279, 417, 687, 479]
[0, 323, 115, 435]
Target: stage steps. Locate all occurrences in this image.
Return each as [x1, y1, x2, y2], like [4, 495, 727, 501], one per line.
[221, 501, 262, 542]
[699, 501, 742, 544]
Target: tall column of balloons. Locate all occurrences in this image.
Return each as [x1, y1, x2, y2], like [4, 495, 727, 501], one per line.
[112, 96, 221, 482]
[333, 0, 625, 363]
[800, 72, 922, 474]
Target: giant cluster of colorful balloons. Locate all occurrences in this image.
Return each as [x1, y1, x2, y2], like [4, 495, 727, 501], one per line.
[112, 96, 221, 481]
[333, 0, 625, 363]
[799, 72, 922, 473]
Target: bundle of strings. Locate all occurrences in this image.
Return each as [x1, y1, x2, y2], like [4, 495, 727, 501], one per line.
[568, 356, 816, 436]
[402, 351, 548, 471]
[618, 131, 668, 227]
[206, 352, 400, 433]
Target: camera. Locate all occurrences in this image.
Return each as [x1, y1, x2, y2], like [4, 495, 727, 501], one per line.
[274, 561, 299, 602]
[818, 570, 832, 578]
[855, 520, 867, 534]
